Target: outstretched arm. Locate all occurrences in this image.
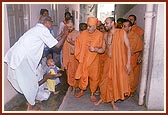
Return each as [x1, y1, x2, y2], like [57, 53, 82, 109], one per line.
[56, 31, 64, 41]
[67, 31, 80, 45]
[55, 26, 69, 48]
[38, 73, 57, 86]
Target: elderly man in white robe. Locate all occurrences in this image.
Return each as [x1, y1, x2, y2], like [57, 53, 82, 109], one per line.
[4, 15, 68, 111]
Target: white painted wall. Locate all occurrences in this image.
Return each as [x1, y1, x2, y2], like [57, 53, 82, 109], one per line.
[145, 4, 165, 110]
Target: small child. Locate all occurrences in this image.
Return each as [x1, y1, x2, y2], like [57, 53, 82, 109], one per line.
[46, 57, 62, 94]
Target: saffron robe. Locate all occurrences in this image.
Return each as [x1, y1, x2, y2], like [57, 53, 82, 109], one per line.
[99, 29, 130, 102]
[132, 25, 144, 38]
[75, 30, 103, 93]
[63, 30, 80, 87]
[128, 31, 144, 93]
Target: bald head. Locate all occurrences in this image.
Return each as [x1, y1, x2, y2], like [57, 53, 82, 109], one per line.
[128, 14, 137, 25]
[39, 15, 53, 24]
[38, 15, 53, 29]
[123, 20, 133, 33]
[104, 17, 115, 31]
[106, 17, 115, 23]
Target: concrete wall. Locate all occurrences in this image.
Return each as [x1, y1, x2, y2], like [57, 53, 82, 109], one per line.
[145, 4, 165, 110]
[115, 4, 136, 20]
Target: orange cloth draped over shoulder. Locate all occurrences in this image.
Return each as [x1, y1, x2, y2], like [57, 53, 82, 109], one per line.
[132, 25, 144, 38]
[128, 31, 144, 93]
[99, 29, 130, 102]
[62, 39, 70, 70]
[74, 29, 103, 93]
[99, 33, 108, 81]
[62, 34, 79, 88]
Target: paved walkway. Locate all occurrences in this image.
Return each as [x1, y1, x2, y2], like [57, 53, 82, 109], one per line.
[58, 87, 147, 112]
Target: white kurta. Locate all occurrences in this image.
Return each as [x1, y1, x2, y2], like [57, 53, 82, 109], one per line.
[4, 23, 58, 105]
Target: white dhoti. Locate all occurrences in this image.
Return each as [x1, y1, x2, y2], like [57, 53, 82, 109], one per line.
[7, 57, 39, 105]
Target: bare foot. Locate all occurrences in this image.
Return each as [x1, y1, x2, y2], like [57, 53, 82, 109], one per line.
[26, 103, 41, 111]
[111, 102, 119, 111]
[94, 99, 102, 106]
[70, 87, 75, 95]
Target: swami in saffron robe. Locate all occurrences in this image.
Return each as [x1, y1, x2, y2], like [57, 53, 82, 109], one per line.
[99, 29, 130, 102]
[128, 31, 144, 93]
[74, 29, 103, 93]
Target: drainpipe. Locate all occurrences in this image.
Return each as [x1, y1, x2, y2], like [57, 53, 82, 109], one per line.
[138, 4, 155, 105]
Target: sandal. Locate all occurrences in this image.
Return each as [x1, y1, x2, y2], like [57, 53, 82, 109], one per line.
[90, 95, 97, 102]
[75, 92, 84, 98]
